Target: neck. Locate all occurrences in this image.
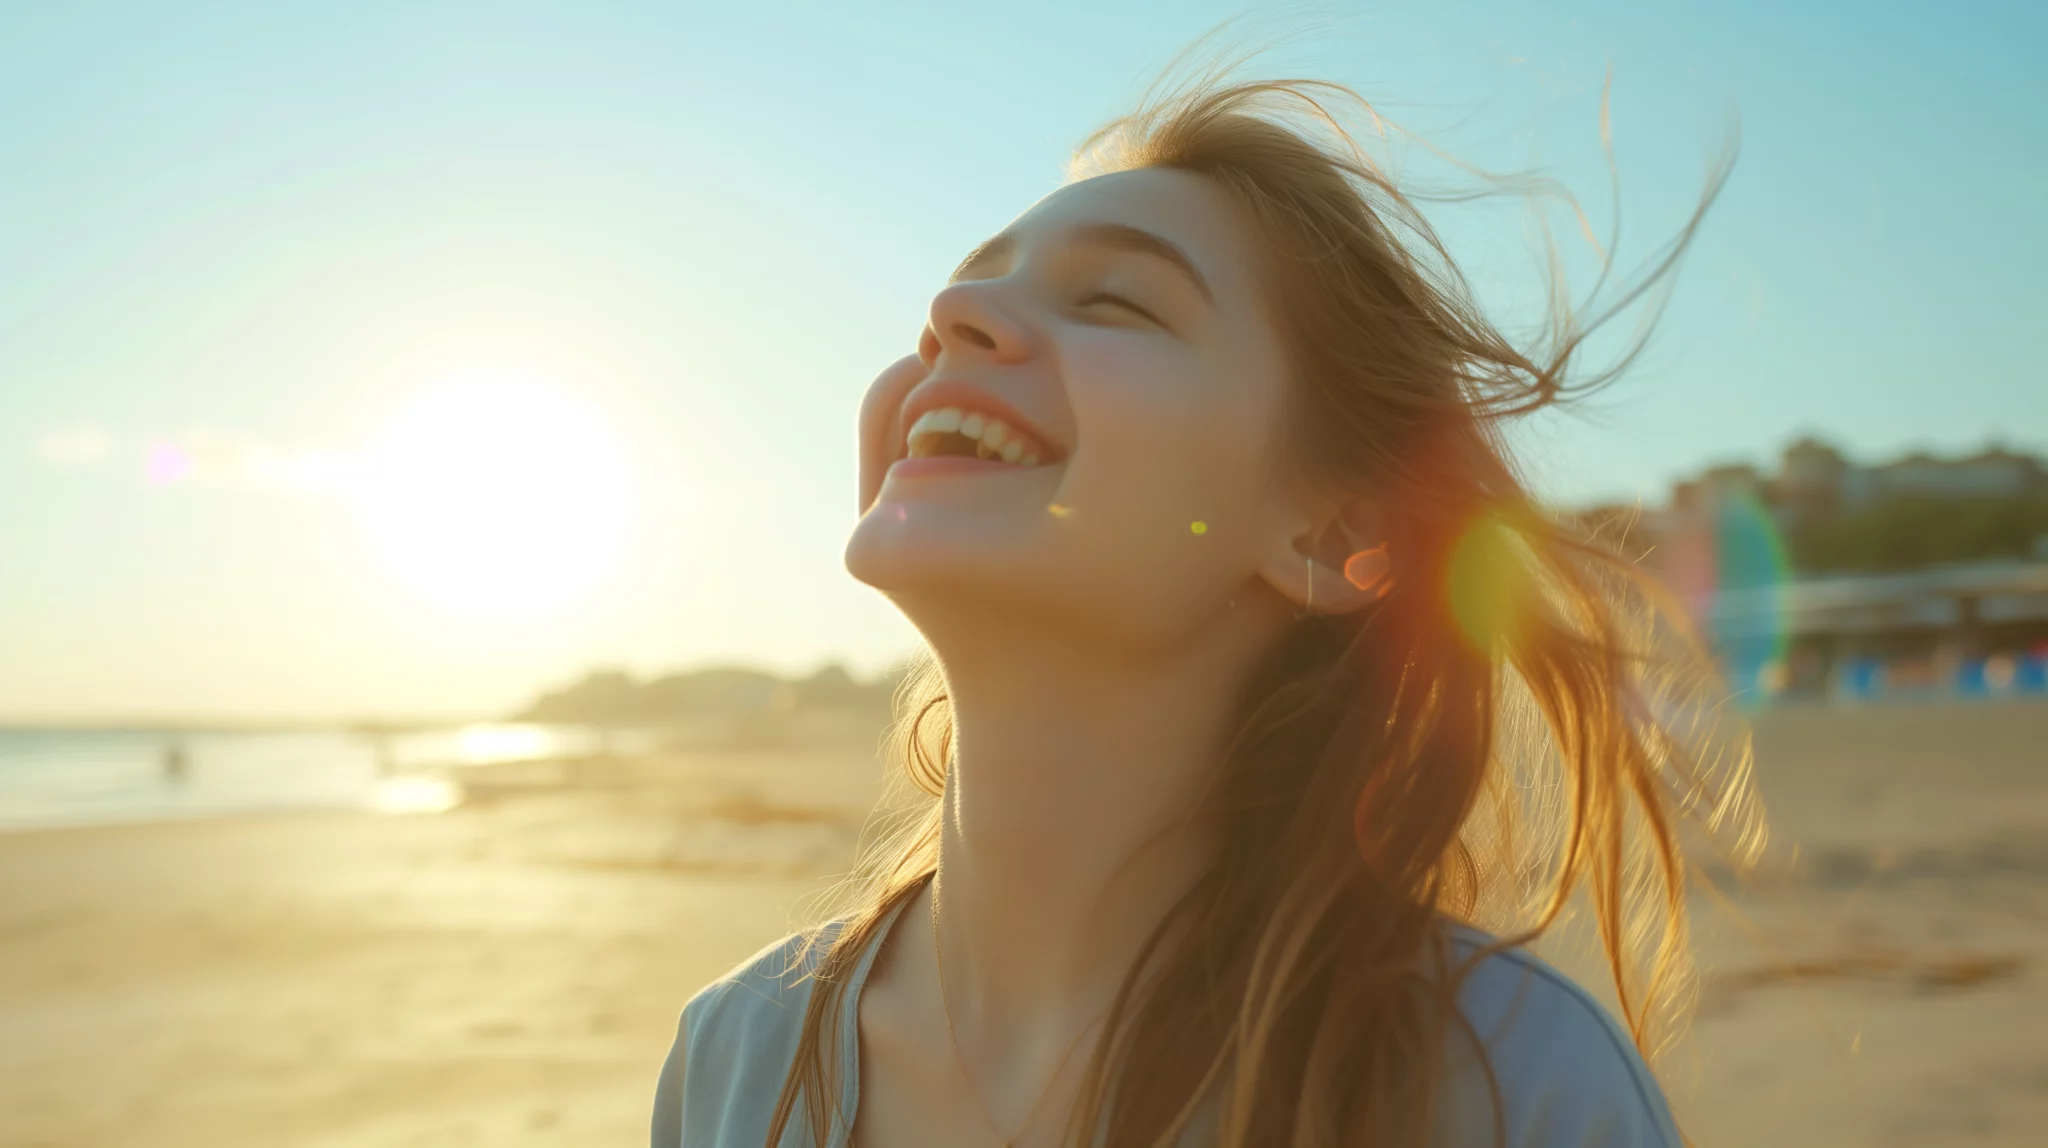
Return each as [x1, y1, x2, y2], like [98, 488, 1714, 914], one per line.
[914, 589, 1285, 1038]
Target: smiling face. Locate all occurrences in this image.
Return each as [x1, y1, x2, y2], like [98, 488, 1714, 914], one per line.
[845, 167, 1322, 657]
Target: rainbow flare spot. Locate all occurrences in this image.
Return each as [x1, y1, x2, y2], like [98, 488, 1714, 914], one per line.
[1671, 492, 1792, 708]
[144, 442, 192, 486]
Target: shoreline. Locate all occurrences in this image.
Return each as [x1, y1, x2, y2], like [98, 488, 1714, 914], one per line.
[0, 709, 892, 839]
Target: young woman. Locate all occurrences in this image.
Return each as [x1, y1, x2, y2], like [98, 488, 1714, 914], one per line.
[652, 59, 1761, 1148]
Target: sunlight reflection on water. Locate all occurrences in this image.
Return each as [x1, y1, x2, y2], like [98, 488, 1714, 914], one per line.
[0, 722, 608, 831]
[455, 723, 557, 764]
[368, 774, 464, 816]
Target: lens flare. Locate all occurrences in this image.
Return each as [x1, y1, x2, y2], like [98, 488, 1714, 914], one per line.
[144, 442, 192, 485]
[1447, 514, 1527, 652]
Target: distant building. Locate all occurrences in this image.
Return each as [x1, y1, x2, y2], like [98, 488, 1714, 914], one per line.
[1709, 559, 2048, 701]
[1581, 436, 2048, 703]
[1642, 437, 2048, 566]
[1861, 446, 2046, 501]
[1775, 436, 1850, 530]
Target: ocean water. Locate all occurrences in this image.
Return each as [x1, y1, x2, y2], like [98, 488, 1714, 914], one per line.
[0, 723, 610, 832]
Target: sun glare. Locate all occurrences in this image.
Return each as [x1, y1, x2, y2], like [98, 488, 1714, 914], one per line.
[354, 371, 632, 619]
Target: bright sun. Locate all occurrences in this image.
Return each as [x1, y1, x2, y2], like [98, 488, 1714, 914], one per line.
[353, 371, 632, 618]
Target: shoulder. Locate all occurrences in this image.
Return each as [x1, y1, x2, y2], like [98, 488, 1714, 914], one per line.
[1431, 923, 1682, 1148]
[681, 920, 844, 1046]
[650, 922, 846, 1148]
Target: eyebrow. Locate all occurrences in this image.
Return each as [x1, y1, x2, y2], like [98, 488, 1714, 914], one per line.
[949, 221, 1215, 305]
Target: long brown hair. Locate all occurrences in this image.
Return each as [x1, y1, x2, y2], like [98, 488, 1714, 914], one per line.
[767, 42, 1764, 1148]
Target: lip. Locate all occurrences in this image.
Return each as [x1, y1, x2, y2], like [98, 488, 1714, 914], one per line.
[896, 378, 1065, 463]
[886, 455, 1043, 479]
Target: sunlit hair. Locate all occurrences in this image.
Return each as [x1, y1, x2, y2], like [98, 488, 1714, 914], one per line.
[767, 43, 1766, 1148]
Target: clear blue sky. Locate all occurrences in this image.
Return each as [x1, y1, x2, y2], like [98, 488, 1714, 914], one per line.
[2, 1, 2041, 720]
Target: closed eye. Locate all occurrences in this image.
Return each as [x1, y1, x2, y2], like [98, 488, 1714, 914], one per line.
[1078, 291, 1167, 328]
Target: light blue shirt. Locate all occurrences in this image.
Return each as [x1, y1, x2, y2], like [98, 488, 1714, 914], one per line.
[651, 898, 1682, 1147]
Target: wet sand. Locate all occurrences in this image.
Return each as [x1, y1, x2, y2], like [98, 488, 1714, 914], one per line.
[1, 703, 2042, 1147]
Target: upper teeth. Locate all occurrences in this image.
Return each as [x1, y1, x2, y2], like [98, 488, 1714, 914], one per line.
[906, 406, 1045, 466]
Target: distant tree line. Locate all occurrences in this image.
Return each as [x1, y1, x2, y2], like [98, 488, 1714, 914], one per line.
[1784, 494, 2048, 574]
[514, 662, 905, 726]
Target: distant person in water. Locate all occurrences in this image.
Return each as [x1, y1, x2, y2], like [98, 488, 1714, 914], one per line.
[161, 740, 189, 784]
[652, 42, 1763, 1148]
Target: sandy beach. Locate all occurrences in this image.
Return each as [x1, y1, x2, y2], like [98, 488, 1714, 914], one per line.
[2, 702, 2043, 1147]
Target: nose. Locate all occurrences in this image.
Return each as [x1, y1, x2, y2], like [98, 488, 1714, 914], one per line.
[920, 279, 1034, 367]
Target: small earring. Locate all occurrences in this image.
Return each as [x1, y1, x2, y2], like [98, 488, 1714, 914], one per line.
[1301, 555, 1315, 617]
[1343, 544, 1392, 595]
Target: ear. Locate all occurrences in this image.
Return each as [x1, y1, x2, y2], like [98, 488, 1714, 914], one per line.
[1254, 489, 1394, 616]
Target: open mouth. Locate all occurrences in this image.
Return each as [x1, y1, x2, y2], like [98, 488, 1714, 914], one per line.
[902, 406, 1058, 469]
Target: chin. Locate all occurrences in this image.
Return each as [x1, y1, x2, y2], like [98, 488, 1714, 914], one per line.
[847, 524, 1211, 660]
[845, 511, 1018, 602]
[846, 486, 1049, 591]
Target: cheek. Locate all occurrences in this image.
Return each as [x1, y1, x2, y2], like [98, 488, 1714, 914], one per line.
[856, 354, 929, 513]
[1061, 340, 1279, 570]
